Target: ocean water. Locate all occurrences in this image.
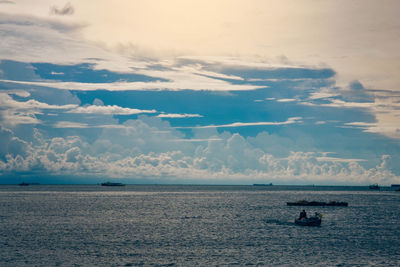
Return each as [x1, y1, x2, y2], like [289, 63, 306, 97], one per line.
[0, 185, 399, 266]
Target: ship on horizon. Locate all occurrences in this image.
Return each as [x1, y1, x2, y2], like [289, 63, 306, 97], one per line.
[101, 182, 125, 187]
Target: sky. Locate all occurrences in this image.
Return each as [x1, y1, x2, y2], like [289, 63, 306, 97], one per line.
[0, 0, 399, 185]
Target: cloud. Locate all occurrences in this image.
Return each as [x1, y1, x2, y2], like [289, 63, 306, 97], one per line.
[0, 126, 29, 159]
[68, 105, 156, 115]
[0, 93, 77, 110]
[0, 109, 41, 125]
[50, 2, 74, 16]
[0, 76, 261, 92]
[182, 117, 302, 129]
[157, 113, 203, 118]
[53, 121, 89, 128]
[0, 93, 78, 126]
[2, 90, 30, 98]
[277, 98, 297, 102]
[344, 121, 400, 139]
[0, 119, 398, 184]
[171, 138, 222, 142]
[0, 13, 137, 73]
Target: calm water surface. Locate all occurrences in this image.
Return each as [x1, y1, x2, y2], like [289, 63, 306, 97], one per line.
[0, 185, 399, 266]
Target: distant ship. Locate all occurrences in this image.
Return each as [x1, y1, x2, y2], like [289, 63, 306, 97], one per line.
[369, 184, 380, 190]
[391, 184, 400, 191]
[287, 200, 348, 207]
[253, 183, 273, 186]
[101, 182, 125, 186]
[19, 182, 39, 186]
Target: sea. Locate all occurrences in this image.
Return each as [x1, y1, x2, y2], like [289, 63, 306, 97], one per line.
[0, 185, 399, 266]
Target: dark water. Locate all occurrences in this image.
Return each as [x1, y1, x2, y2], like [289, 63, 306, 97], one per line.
[0, 185, 399, 266]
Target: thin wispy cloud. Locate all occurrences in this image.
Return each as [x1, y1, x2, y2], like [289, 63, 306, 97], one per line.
[0, 93, 77, 110]
[157, 113, 203, 118]
[53, 121, 89, 128]
[277, 98, 297, 102]
[0, 79, 261, 92]
[171, 138, 222, 142]
[178, 117, 302, 129]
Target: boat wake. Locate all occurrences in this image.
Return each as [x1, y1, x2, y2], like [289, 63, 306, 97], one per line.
[264, 219, 293, 226]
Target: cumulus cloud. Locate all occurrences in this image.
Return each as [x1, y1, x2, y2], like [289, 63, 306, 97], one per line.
[50, 2, 74, 16]
[0, 118, 398, 184]
[0, 126, 29, 159]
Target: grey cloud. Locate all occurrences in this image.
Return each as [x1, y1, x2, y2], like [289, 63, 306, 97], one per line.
[341, 80, 373, 102]
[0, 1, 15, 4]
[0, 12, 83, 34]
[50, 2, 74, 16]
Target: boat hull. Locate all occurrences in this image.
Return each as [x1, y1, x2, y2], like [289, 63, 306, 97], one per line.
[287, 201, 348, 207]
[295, 217, 321, 226]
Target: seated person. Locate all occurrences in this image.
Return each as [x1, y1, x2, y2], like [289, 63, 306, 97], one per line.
[299, 209, 307, 219]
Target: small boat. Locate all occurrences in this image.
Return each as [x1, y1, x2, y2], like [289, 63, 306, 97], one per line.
[19, 182, 29, 186]
[101, 182, 125, 186]
[287, 200, 348, 207]
[391, 184, 400, 191]
[369, 184, 380, 190]
[295, 214, 322, 226]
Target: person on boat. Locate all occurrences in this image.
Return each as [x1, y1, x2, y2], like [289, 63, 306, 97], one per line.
[314, 212, 323, 219]
[299, 210, 307, 220]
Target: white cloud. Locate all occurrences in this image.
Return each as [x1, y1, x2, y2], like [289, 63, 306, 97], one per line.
[0, 119, 398, 184]
[171, 138, 222, 142]
[316, 156, 366, 163]
[344, 121, 400, 139]
[50, 71, 64, 75]
[182, 117, 303, 129]
[0, 109, 41, 125]
[0, 93, 78, 126]
[0, 75, 261, 91]
[0, 93, 77, 110]
[68, 105, 156, 115]
[3, 90, 30, 98]
[53, 121, 89, 128]
[309, 92, 339, 100]
[303, 84, 400, 138]
[277, 98, 297, 102]
[157, 113, 203, 118]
